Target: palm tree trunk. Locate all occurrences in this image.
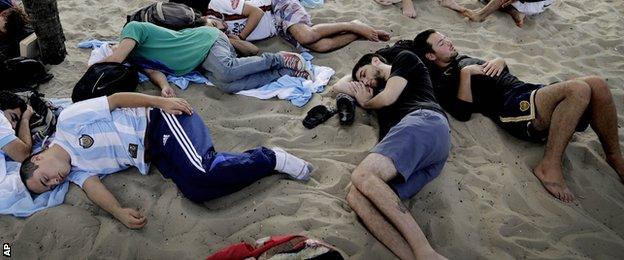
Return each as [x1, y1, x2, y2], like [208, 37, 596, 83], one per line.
[21, 0, 66, 65]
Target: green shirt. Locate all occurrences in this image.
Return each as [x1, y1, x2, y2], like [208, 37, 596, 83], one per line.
[121, 22, 220, 76]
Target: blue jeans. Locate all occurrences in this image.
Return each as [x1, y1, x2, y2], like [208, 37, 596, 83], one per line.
[201, 32, 294, 93]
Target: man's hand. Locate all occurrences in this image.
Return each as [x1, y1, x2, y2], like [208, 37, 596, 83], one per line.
[351, 82, 373, 106]
[113, 208, 147, 229]
[158, 97, 193, 115]
[461, 64, 485, 76]
[482, 58, 505, 77]
[22, 105, 34, 121]
[161, 86, 176, 98]
[501, 0, 517, 8]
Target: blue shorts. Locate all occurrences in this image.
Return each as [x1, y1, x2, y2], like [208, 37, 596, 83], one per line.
[146, 109, 277, 202]
[372, 109, 451, 200]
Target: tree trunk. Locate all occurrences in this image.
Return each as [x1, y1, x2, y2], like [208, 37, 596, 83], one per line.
[21, 0, 66, 65]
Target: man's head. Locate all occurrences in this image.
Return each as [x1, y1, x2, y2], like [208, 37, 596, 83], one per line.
[413, 29, 458, 66]
[351, 53, 388, 89]
[205, 16, 227, 31]
[20, 149, 71, 194]
[0, 91, 26, 129]
[0, 7, 28, 37]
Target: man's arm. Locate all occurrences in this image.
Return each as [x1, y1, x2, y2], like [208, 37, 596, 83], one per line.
[143, 69, 176, 98]
[238, 3, 264, 40]
[1, 106, 33, 162]
[107, 92, 193, 115]
[355, 76, 408, 109]
[229, 36, 260, 56]
[82, 176, 147, 229]
[99, 38, 137, 64]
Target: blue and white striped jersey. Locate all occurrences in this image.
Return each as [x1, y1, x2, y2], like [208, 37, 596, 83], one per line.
[52, 97, 149, 187]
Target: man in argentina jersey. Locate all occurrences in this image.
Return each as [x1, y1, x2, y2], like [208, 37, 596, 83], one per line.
[19, 93, 312, 229]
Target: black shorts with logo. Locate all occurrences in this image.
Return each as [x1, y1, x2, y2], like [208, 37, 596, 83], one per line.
[497, 83, 590, 143]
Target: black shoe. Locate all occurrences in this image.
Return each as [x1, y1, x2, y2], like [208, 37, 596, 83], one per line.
[336, 93, 355, 126]
[302, 105, 337, 129]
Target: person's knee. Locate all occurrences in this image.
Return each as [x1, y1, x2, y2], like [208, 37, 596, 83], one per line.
[346, 187, 359, 207]
[566, 80, 591, 106]
[289, 25, 318, 45]
[351, 167, 369, 190]
[585, 76, 612, 101]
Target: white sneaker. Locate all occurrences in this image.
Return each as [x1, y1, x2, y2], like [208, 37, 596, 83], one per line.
[272, 147, 313, 181]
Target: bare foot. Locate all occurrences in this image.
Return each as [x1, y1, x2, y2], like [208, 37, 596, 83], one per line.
[438, 0, 466, 12]
[509, 11, 525, 27]
[402, 6, 417, 19]
[373, 0, 401, 6]
[350, 20, 380, 42]
[376, 30, 391, 41]
[606, 154, 624, 183]
[460, 9, 485, 22]
[533, 163, 575, 203]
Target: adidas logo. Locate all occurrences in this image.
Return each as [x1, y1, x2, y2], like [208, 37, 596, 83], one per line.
[162, 134, 170, 146]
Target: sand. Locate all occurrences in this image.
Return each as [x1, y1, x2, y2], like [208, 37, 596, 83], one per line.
[1, 0, 624, 259]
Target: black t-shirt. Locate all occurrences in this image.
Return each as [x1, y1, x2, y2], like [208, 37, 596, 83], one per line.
[375, 51, 438, 138]
[429, 55, 528, 121]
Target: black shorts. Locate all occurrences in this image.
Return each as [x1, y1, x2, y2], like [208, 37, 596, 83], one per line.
[497, 84, 590, 143]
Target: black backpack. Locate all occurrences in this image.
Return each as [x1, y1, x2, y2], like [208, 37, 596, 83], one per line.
[72, 62, 139, 103]
[11, 88, 57, 142]
[0, 57, 54, 90]
[127, 2, 206, 31]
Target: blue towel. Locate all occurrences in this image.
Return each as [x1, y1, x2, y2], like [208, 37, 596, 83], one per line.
[138, 71, 210, 90]
[77, 39, 118, 49]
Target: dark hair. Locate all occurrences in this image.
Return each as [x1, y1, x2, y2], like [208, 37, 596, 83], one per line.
[351, 53, 387, 81]
[0, 91, 26, 113]
[19, 151, 41, 193]
[413, 29, 437, 58]
[1, 7, 29, 39]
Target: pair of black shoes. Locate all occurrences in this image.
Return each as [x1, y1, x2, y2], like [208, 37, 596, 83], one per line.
[302, 93, 356, 129]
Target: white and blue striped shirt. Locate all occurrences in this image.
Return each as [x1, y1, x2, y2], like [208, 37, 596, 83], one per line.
[52, 97, 149, 187]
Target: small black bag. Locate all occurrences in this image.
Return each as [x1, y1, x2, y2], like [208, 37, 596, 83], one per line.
[1, 57, 53, 90]
[127, 2, 206, 31]
[72, 62, 139, 102]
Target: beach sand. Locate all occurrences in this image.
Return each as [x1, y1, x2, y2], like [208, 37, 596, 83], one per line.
[1, 0, 624, 259]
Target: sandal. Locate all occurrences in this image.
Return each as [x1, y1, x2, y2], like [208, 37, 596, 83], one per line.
[302, 105, 336, 129]
[336, 93, 356, 126]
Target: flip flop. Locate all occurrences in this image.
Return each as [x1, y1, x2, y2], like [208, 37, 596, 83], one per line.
[337, 93, 356, 126]
[302, 105, 336, 129]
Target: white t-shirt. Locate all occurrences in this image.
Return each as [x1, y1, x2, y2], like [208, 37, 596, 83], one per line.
[0, 114, 18, 185]
[208, 0, 277, 41]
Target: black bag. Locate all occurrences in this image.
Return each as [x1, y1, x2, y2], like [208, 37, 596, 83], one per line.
[1, 57, 54, 90]
[169, 0, 210, 15]
[11, 88, 57, 142]
[72, 62, 139, 103]
[127, 2, 206, 31]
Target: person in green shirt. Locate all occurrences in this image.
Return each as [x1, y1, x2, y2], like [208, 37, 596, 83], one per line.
[101, 21, 310, 95]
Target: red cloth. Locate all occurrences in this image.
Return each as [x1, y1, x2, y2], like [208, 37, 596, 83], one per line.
[207, 235, 307, 260]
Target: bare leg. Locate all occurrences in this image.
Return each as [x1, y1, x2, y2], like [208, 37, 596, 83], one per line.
[351, 153, 446, 259]
[532, 80, 592, 202]
[578, 76, 624, 182]
[501, 5, 526, 27]
[288, 21, 390, 45]
[438, 0, 467, 12]
[305, 33, 360, 53]
[347, 187, 416, 260]
[461, 0, 504, 22]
